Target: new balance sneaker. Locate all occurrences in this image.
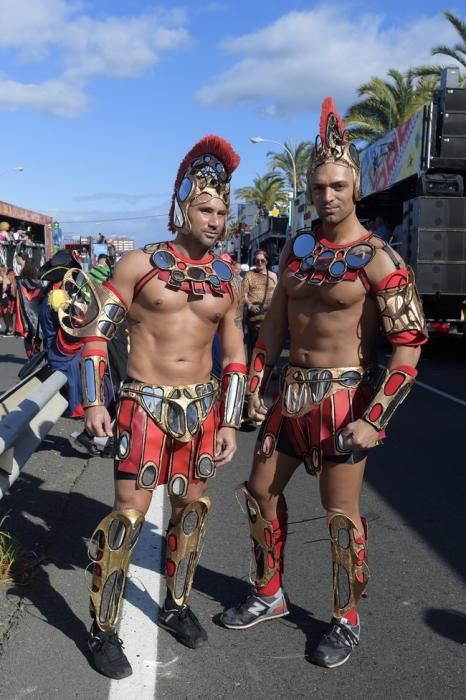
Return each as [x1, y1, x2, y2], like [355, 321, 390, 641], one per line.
[158, 603, 208, 649]
[221, 588, 289, 629]
[70, 431, 101, 457]
[88, 621, 132, 679]
[310, 615, 360, 668]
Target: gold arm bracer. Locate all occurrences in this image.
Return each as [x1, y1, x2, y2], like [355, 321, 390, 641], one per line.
[88, 508, 145, 631]
[329, 513, 368, 617]
[246, 343, 272, 398]
[81, 350, 108, 407]
[165, 497, 211, 607]
[375, 267, 428, 340]
[362, 366, 416, 431]
[58, 268, 127, 341]
[220, 364, 247, 428]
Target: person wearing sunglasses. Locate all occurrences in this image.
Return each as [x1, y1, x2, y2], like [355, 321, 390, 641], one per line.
[60, 136, 247, 679]
[222, 99, 427, 669]
[243, 250, 277, 363]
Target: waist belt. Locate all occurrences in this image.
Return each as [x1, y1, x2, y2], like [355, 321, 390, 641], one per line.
[281, 364, 373, 418]
[120, 377, 219, 442]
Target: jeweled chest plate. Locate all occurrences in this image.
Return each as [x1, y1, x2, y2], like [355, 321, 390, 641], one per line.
[143, 242, 233, 297]
[288, 229, 376, 286]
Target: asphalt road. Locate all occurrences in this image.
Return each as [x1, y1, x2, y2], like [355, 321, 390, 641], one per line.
[0, 334, 464, 699]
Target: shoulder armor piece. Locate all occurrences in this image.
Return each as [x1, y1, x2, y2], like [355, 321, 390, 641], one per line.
[58, 269, 127, 341]
[375, 267, 428, 339]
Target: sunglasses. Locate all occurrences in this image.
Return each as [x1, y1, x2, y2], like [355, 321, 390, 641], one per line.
[255, 258, 266, 263]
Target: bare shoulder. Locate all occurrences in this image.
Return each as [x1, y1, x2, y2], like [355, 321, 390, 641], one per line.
[269, 270, 278, 283]
[365, 238, 406, 285]
[113, 249, 151, 280]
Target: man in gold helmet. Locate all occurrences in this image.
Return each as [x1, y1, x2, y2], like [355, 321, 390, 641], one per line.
[60, 135, 246, 679]
[221, 98, 427, 668]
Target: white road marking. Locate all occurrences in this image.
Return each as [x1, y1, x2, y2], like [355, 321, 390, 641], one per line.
[108, 487, 165, 700]
[416, 380, 466, 407]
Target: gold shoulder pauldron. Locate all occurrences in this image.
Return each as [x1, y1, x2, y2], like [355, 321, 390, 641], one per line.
[375, 267, 428, 339]
[58, 269, 127, 341]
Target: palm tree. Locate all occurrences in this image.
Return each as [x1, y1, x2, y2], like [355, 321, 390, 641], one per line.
[412, 12, 466, 86]
[236, 174, 288, 216]
[266, 140, 313, 193]
[432, 11, 466, 68]
[345, 69, 437, 144]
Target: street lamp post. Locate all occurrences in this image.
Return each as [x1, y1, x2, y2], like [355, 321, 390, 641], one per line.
[250, 137, 297, 235]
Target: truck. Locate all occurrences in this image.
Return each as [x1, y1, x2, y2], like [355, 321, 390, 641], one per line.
[0, 200, 55, 271]
[356, 67, 466, 334]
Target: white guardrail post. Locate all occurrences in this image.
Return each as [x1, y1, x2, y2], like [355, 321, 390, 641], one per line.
[0, 371, 68, 499]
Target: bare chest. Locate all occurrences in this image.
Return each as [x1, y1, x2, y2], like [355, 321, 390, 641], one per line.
[283, 268, 367, 310]
[131, 275, 231, 323]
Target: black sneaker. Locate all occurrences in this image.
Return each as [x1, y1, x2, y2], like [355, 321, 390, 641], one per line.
[158, 603, 208, 649]
[221, 588, 289, 629]
[310, 615, 360, 668]
[101, 436, 115, 458]
[71, 431, 101, 457]
[88, 621, 132, 679]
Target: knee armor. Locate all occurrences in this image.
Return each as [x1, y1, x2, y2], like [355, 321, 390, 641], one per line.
[329, 513, 368, 616]
[88, 508, 145, 631]
[165, 497, 211, 607]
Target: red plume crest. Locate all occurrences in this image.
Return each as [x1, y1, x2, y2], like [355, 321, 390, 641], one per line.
[319, 97, 345, 140]
[173, 134, 240, 191]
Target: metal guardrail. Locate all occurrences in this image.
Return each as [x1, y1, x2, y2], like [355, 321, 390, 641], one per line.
[0, 370, 68, 499]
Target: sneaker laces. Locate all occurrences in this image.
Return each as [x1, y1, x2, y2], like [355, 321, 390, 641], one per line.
[325, 618, 359, 649]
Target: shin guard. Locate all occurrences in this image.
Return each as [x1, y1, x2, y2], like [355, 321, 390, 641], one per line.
[165, 497, 211, 607]
[88, 508, 145, 631]
[329, 513, 368, 617]
[240, 483, 285, 589]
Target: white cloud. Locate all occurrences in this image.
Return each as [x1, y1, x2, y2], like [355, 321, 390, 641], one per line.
[0, 1, 190, 116]
[0, 78, 87, 117]
[196, 7, 461, 116]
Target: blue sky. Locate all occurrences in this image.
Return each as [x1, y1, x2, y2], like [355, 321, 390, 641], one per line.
[0, 0, 462, 245]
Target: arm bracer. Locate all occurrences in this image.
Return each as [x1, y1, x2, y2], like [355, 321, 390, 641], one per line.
[219, 363, 247, 428]
[81, 348, 108, 408]
[246, 340, 272, 397]
[375, 267, 428, 342]
[58, 269, 127, 342]
[362, 364, 417, 431]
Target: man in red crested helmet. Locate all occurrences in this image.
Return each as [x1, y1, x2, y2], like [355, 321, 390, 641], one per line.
[221, 99, 428, 668]
[60, 136, 246, 679]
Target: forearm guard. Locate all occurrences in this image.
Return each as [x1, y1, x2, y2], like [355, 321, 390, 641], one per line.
[219, 362, 247, 428]
[81, 348, 108, 407]
[246, 340, 272, 397]
[58, 269, 127, 342]
[375, 267, 428, 341]
[362, 364, 417, 431]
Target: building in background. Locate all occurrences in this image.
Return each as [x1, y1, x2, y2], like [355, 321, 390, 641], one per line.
[110, 236, 135, 255]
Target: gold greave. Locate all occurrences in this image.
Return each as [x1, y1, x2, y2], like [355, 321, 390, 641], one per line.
[88, 508, 145, 631]
[329, 513, 368, 617]
[165, 497, 211, 607]
[240, 483, 278, 588]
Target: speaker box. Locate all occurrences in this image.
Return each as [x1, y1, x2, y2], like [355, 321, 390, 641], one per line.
[442, 88, 466, 112]
[440, 135, 466, 158]
[406, 197, 466, 229]
[418, 173, 463, 197]
[414, 228, 466, 262]
[415, 262, 466, 295]
[442, 111, 466, 136]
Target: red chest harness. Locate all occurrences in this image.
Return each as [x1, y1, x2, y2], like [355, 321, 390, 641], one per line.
[134, 242, 234, 298]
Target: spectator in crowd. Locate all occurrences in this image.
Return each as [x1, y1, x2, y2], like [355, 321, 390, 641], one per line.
[373, 215, 392, 243]
[0, 222, 11, 242]
[0, 265, 15, 335]
[243, 249, 277, 362]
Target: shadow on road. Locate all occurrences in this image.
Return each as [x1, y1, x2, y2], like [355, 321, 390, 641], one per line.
[1, 471, 109, 662]
[424, 608, 466, 645]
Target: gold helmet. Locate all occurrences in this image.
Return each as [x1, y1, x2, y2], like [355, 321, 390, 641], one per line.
[308, 97, 361, 202]
[169, 135, 240, 240]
